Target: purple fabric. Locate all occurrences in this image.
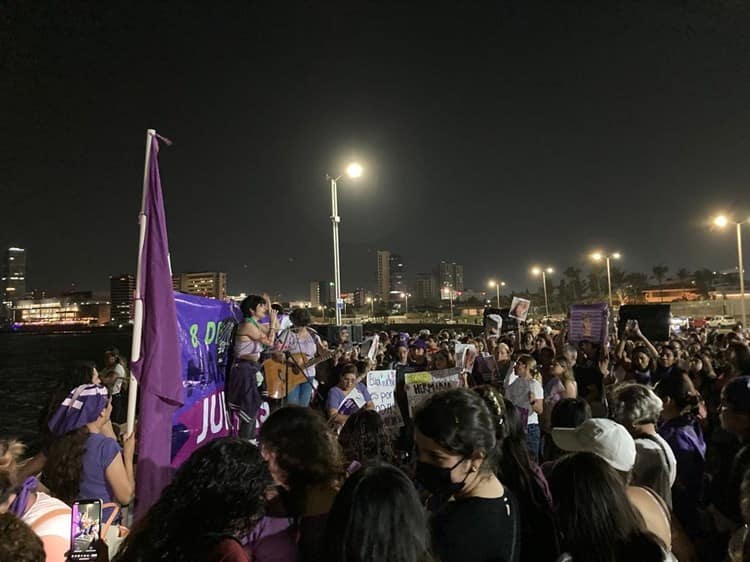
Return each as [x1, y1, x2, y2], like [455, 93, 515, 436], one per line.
[79, 433, 120, 519]
[9, 477, 38, 517]
[48, 384, 109, 436]
[130, 135, 183, 517]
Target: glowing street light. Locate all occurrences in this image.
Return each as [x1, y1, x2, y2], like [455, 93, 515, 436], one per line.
[400, 292, 410, 314]
[326, 162, 364, 325]
[488, 279, 506, 308]
[712, 213, 747, 326]
[531, 267, 554, 316]
[590, 251, 622, 308]
[366, 297, 374, 316]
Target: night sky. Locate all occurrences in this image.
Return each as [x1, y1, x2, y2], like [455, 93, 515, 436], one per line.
[3, 1, 750, 300]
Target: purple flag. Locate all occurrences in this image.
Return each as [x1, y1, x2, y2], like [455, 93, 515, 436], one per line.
[130, 134, 183, 516]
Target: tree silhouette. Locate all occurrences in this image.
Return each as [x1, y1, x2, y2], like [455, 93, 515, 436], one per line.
[652, 265, 669, 288]
[676, 268, 691, 282]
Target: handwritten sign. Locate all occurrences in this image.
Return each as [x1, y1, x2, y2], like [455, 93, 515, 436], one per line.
[405, 368, 461, 417]
[366, 369, 403, 434]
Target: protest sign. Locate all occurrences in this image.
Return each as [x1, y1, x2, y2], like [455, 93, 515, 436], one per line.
[405, 368, 461, 417]
[366, 369, 403, 434]
[454, 343, 477, 374]
[568, 303, 609, 348]
[509, 297, 531, 321]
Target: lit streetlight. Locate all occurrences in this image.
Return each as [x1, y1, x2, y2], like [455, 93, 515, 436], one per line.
[400, 292, 410, 314]
[366, 297, 374, 316]
[488, 280, 506, 308]
[327, 162, 363, 325]
[712, 214, 747, 326]
[531, 266, 554, 316]
[590, 251, 622, 308]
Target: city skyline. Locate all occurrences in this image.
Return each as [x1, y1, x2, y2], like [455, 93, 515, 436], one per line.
[4, 3, 750, 297]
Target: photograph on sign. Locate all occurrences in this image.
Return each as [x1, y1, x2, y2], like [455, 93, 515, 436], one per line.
[509, 297, 531, 321]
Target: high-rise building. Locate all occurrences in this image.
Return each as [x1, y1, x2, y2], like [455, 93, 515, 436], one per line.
[310, 281, 321, 307]
[377, 250, 391, 301]
[1, 247, 26, 303]
[415, 272, 438, 303]
[309, 281, 335, 307]
[110, 274, 136, 324]
[390, 254, 405, 295]
[173, 272, 227, 300]
[434, 261, 464, 295]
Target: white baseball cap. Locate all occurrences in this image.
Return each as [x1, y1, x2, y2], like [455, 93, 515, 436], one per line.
[551, 418, 636, 472]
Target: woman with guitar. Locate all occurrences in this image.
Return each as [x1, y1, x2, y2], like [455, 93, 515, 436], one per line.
[226, 294, 278, 439]
[269, 308, 331, 407]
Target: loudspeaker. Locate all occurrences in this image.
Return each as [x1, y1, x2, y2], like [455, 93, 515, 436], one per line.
[618, 304, 671, 342]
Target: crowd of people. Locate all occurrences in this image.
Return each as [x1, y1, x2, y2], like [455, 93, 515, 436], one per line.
[4, 292, 750, 561]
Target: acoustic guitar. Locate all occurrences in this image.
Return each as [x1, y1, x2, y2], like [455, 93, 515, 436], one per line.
[263, 351, 334, 399]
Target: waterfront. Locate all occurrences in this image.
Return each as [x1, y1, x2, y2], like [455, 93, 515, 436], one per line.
[0, 329, 132, 452]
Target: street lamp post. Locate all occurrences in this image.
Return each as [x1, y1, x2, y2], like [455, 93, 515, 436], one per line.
[590, 251, 622, 308]
[400, 292, 410, 314]
[488, 280, 506, 308]
[713, 215, 747, 327]
[531, 267, 554, 317]
[327, 162, 363, 326]
[366, 297, 373, 316]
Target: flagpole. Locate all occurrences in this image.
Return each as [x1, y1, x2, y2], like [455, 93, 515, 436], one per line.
[127, 129, 156, 435]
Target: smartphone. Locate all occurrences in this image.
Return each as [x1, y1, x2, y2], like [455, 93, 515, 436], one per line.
[70, 499, 102, 561]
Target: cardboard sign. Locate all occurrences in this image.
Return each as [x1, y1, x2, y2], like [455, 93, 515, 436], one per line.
[568, 303, 609, 347]
[509, 297, 531, 321]
[405, 368, 461, 417]
[366, 369, 403, 434]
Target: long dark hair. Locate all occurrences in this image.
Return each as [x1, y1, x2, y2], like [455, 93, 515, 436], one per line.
[414, 388, 498, 474]
[322, 462, 432, 562]
[259, 406, 344, 494]
[548, 452, 664, 561]
[338, 410, 393, 466]
[114, 438, 270, 562]
[44, 426, 90, 505]
[654, 372, 701, 420]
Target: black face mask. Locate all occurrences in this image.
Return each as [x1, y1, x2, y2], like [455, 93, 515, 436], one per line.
[415, 457, 468, 498]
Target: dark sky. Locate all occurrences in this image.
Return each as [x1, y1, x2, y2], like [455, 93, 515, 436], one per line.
[3, 1, 750, 300]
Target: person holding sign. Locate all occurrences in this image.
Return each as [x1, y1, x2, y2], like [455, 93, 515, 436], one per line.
[326, 364, 375, 428]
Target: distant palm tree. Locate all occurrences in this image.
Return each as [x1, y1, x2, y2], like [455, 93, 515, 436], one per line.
[563, 267, 583, 300]
[676, 268, 691, 282]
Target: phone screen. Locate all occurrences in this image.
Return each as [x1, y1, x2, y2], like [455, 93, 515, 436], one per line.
[70, 499, 102, 561]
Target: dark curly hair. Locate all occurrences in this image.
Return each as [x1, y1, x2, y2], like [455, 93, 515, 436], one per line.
[114, 437, 270, 562]
[259, 406, 344, 493]
[0, 513, 45, 562]
[44, 426, 90, 505]
[338, 410, 393, 466]
[414, 388, 498, 474]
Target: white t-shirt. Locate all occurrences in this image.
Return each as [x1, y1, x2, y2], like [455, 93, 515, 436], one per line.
[22, 492, 71, 558]
[506, 377, 544, 425]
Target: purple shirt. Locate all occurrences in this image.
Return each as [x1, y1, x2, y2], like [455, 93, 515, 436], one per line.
[79, 433, 120, 517]
[326, 383, 372, 414]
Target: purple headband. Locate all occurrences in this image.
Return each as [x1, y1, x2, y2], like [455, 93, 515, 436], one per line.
[48, 384, 110, 436]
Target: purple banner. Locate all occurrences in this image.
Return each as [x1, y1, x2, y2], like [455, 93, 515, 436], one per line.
[170, 292, 241, 467]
